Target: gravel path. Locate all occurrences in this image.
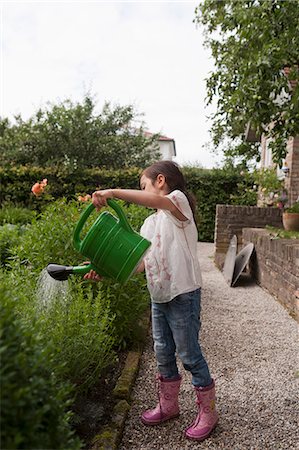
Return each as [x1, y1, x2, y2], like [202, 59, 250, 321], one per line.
[120, 243, 299, 450]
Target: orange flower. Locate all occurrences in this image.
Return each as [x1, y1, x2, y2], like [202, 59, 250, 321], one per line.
[31, 179, 48, 196]
[78, 194, 91, 202]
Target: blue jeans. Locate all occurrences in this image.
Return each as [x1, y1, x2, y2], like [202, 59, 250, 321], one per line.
[151, 288, 212, 387]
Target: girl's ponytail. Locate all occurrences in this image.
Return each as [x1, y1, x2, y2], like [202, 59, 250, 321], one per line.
[142, 161, 197, 226]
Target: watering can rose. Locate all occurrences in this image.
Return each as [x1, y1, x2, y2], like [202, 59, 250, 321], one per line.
[31, 179, 48, 196]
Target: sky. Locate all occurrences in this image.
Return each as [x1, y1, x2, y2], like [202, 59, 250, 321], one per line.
[1, 1, 223, 168]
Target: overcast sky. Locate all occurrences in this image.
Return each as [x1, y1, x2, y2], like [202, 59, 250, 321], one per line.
[1, 1, 223, 168]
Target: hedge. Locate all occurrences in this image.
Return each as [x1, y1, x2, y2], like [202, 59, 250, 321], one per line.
[0, 165, 256, 241]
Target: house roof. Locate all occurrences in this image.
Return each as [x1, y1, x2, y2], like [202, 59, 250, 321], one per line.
[143, 131, 173, 141]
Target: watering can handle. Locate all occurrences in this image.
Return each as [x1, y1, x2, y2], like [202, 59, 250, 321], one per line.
[73, 199, 133, 252]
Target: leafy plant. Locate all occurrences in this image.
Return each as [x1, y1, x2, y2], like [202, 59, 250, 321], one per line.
[266, 226, 299, 240]
[0, 279, 81, 450]
[7, 198, 151, 385]
[0, 205, 36, 225]
[36, 280, 117, 390]
[0, 224, 25, 268]
[1, 165, 259, 241]
[99, 275, 150, 351]
[0, 94, 160, 169]
[252, 167, 286, 207]
[285, 202, 299, 213]
[195, 0, 299, 166]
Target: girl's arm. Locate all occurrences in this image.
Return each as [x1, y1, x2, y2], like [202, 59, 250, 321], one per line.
[136, 260, 145, 273]
[92, 189, 187, 221]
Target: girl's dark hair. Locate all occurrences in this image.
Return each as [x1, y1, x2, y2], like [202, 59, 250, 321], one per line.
[142, 160, 197, 224]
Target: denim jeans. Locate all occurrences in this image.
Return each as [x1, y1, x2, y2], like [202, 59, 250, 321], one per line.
[151, 288, 212, 387]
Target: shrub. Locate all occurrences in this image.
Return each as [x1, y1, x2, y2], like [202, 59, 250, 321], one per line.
[0, 205, 36, 225]
[99, 275, 150, 351]
[0, 278, 81, 450]
[0, 224, 24, 268]
[285, 201, 299, 213]
[36, 279, 117, 390]
[0, 165, 257, 241]
[9, 199, 83, 272]
[184, 167, 256, 241]
[8, 198, 151, 387]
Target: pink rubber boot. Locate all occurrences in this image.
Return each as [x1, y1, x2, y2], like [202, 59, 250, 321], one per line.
[141, 374, 181, 425]
[185, 379, 218, 441]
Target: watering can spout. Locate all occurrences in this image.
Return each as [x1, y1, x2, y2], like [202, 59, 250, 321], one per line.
[46, 264, 74, 281]
[47, 263, 93, 281]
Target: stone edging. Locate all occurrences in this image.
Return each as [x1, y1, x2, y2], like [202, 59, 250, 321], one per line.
[91, 310, 151, 450]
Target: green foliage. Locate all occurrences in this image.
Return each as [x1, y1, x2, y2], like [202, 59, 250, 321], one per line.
[253, 167, 283, 194]
[266, 225, 299, 239]
[0, 279, 81, 450]
[0, 165, 257, 242]
[121, 201, 153, 231]
[0, 224, 25, 268]
[10, 199, 83, 271]
[0, 94, 160, 169]
[285, 201, 299, 213]
[7, 198, 151, 381]
[0, 205, 36, 225]
[183, 166, 256, 241]
[99, 276, 150, 351]
[252, 167, 286, 207]
[0, 197, 152, 447]
[195, 0, 299, 166]
[36, 280, 117, 390]
[0, 165, 142, 209]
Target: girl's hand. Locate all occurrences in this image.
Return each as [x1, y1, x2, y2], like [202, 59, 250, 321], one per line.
[82, 261, 102, 282]
[84, 269, 102, 282]
[92, 189, 114, 210]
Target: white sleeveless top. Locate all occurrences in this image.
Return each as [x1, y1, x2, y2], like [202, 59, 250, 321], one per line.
[140, 190, 202, 303]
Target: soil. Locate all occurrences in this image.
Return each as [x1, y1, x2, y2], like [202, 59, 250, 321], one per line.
[72, 352, 127, 449]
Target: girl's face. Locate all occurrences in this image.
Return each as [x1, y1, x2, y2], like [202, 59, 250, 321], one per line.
[140, 174, 166, 194]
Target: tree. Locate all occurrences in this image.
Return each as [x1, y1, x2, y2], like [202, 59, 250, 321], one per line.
[0, 95, 160, 169]
[195, 0, 299, 166]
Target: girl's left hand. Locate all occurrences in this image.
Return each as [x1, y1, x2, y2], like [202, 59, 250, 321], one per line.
[84, 269, 102, 282]
[82, 261, 102, 282]
[92, 189, 114, 210]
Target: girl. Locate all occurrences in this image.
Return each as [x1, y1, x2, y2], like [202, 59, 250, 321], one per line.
[87, 160, 218, 441]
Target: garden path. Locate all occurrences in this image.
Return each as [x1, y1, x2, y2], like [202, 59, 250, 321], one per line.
[119, 242, 299, 450]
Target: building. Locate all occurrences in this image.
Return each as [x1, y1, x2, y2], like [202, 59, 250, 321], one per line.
[144, 131, 176, 161]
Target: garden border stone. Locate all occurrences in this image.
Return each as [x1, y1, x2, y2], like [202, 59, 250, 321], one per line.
[91, 310, 151, 450]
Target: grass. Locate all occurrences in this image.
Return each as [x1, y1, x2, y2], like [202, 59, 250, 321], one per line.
[266, 226, 299, 240]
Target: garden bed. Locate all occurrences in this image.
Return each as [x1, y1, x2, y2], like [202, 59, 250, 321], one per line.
[0, 199, 151, 449]
[73, 354, 126, 449]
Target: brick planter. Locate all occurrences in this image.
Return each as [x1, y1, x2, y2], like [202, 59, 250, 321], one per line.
[243, 228, 299, 319]
[214, 205, 283, 269]
[214, 205, 298, 320]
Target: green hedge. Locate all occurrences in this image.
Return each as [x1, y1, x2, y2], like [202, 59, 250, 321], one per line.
[0, 165, 256, 241]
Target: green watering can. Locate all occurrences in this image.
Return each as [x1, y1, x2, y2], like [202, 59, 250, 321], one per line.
[46, 199, 151, 284]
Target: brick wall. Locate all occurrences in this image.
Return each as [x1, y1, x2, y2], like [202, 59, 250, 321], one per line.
[243, 228, 299, 319]
[285, 136, 299, 205]
[214, 205, 282, 268]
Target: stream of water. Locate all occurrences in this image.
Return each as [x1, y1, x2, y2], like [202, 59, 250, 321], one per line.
[36, 268, 69, 309]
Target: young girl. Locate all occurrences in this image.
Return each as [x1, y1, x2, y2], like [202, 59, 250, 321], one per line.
[87, 161, 218, 441]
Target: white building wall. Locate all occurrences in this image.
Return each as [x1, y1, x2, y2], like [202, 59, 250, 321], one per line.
[158, 141, 175, 160]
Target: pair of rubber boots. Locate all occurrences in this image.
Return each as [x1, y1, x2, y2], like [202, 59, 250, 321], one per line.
[141, 374, 218, 441]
